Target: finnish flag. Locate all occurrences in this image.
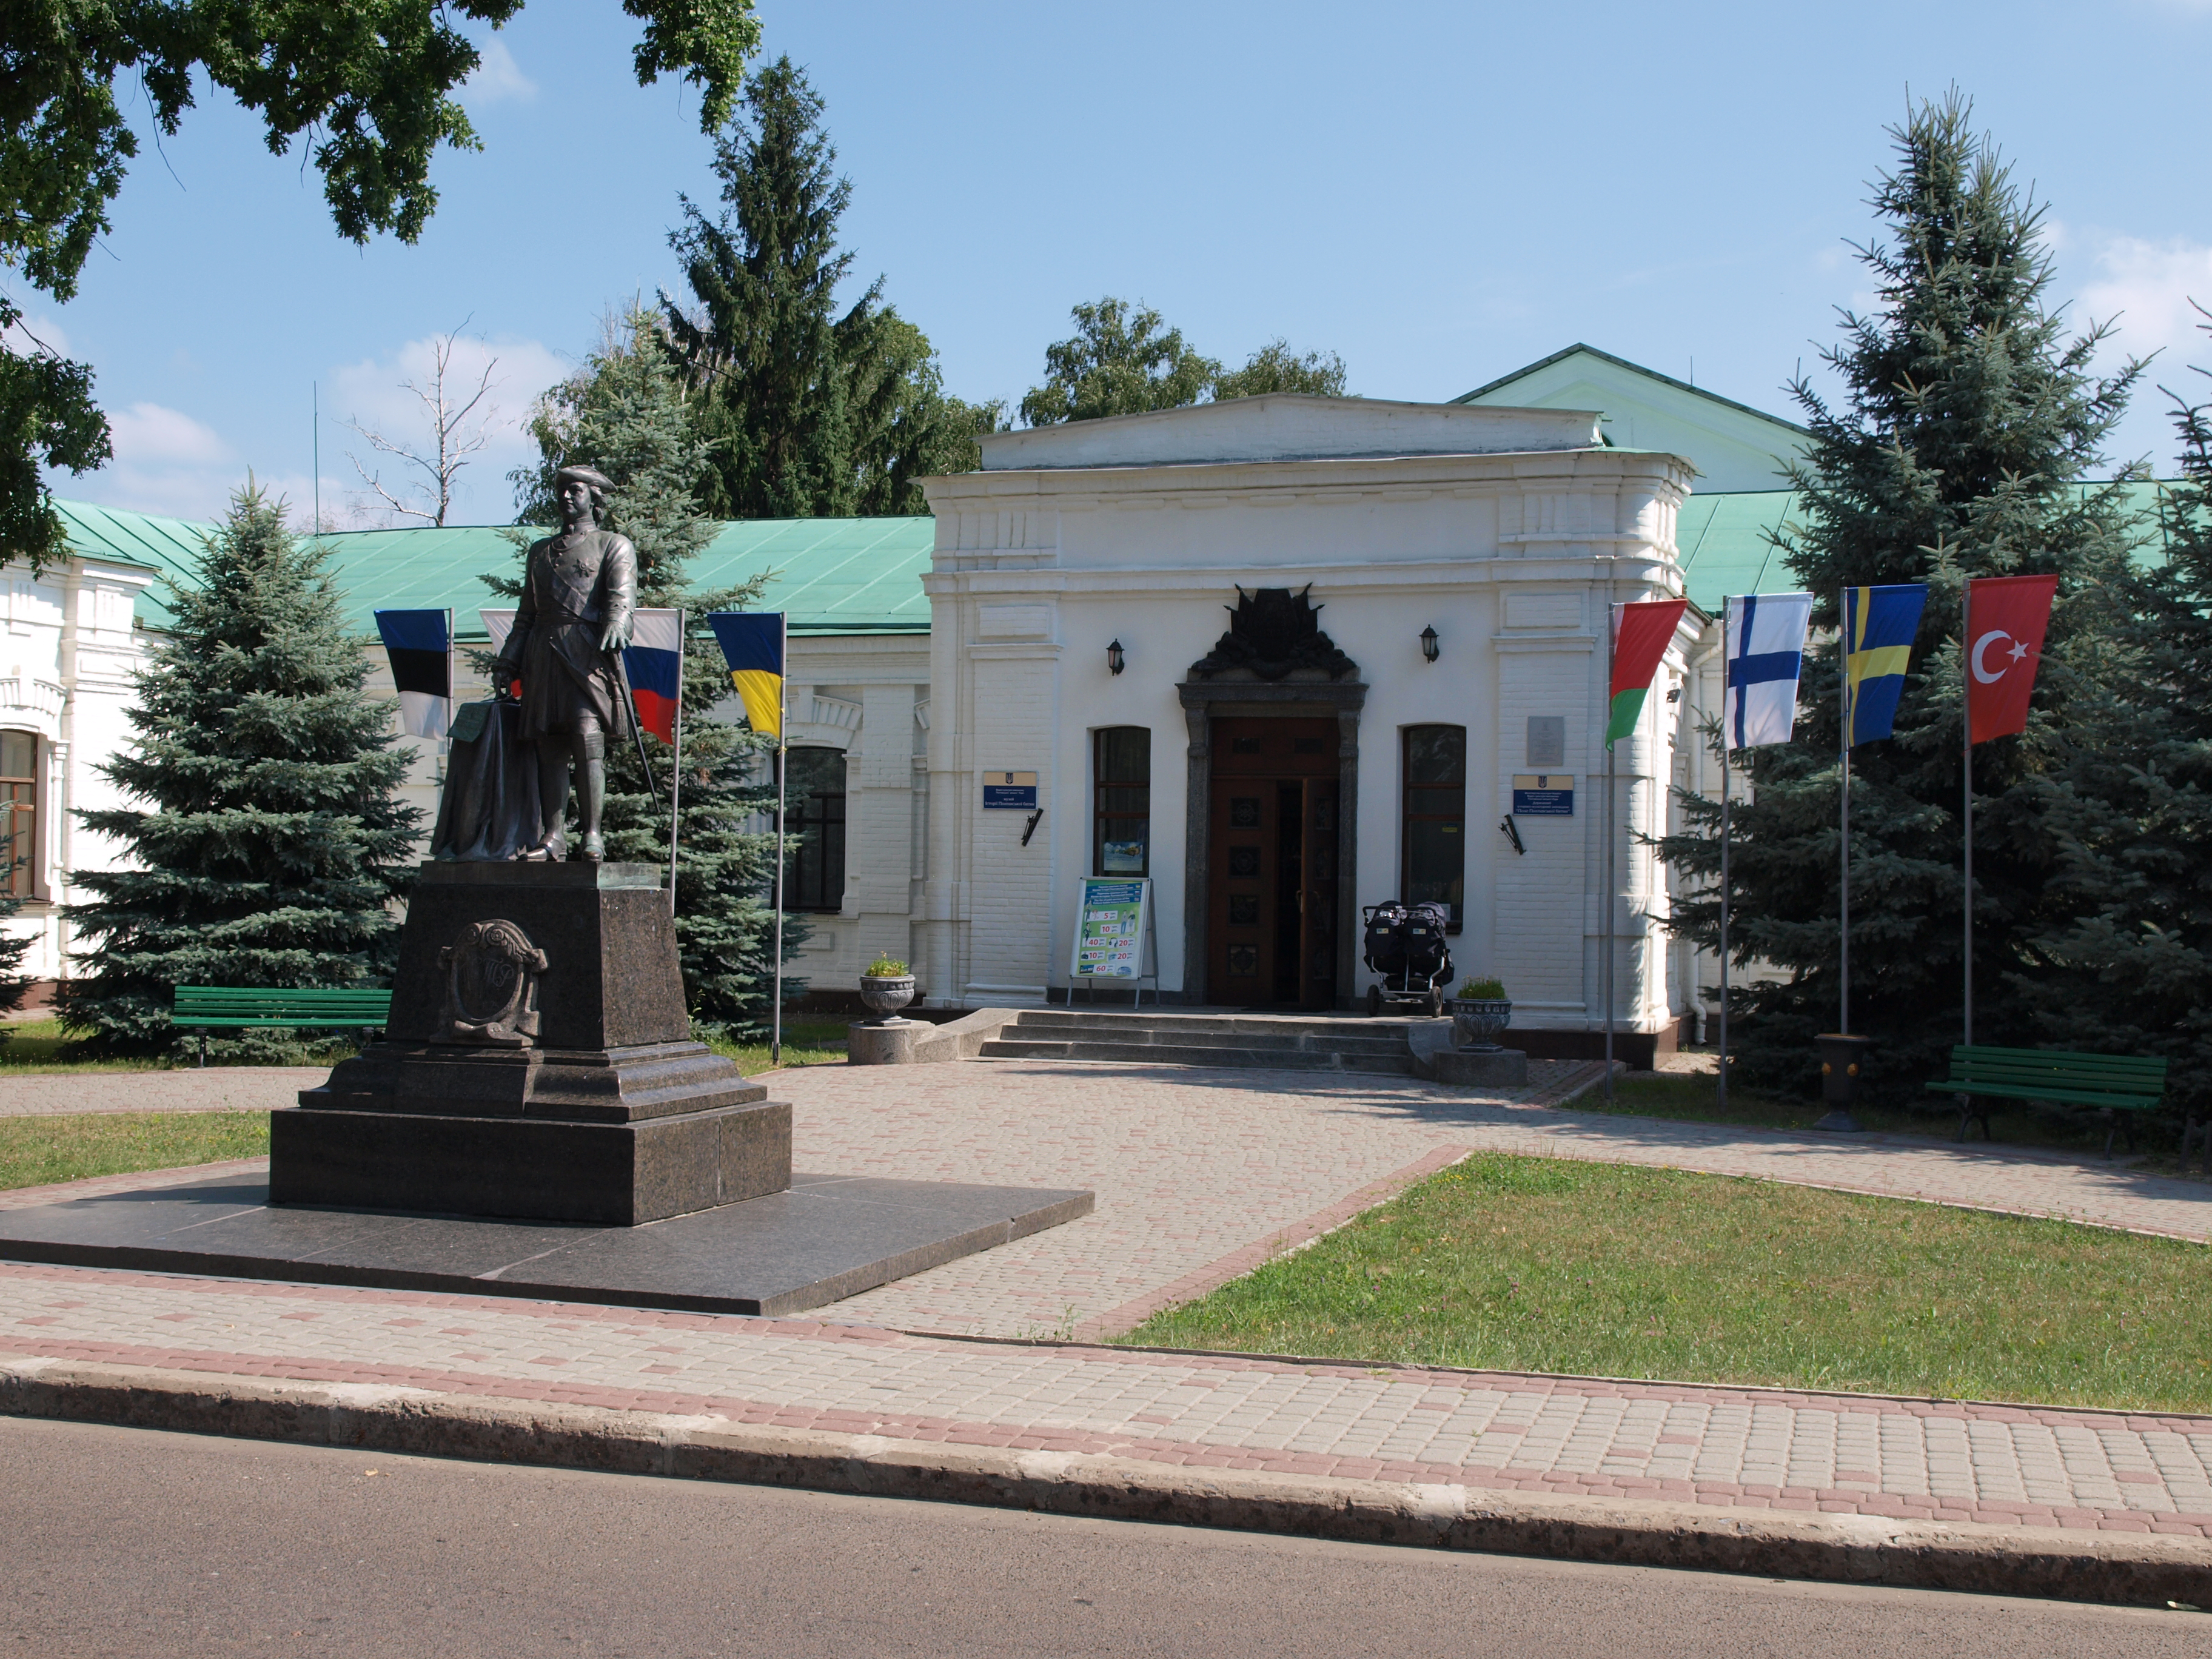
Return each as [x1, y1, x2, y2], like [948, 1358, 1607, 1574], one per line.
[1723, 592, 1812, 750]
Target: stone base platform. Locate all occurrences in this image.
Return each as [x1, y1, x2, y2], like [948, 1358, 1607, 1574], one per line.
[1429, 1048, 1529, 1088]
[279, 1045, 788, 1227]
[0, 1170, 1095, 1318]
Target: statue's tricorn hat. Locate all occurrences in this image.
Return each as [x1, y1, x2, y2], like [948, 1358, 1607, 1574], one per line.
[555, 465, 615, 493]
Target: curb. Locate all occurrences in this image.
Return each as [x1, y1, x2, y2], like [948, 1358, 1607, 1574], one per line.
[4, 1358, 2207, 1608]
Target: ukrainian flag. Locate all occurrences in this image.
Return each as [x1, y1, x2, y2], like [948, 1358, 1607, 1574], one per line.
[706, 612, 785, 739]
[1842, 583, 1928, 747]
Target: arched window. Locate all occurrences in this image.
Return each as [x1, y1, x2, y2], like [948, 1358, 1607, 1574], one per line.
[0, 731, 34, 900]
[1402, 725, 1465, 931]
[782, 746, 846, 913]
[1093, 727, 1150, 876]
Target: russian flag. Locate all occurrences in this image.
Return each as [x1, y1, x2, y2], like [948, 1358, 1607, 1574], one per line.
[374, 609, 451, 739]
[622, 609, 683, 742]
[480, 607, 683, 740]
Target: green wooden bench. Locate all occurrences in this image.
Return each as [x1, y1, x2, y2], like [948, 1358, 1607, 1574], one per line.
[1926, 1045, 2168, 1156]
[172, 986, 392, 1068]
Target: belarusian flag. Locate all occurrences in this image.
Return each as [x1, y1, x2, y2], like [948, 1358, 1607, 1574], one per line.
[1606, 598, 1688, 747]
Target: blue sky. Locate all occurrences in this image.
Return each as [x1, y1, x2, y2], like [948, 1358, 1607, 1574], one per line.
[27, 0, 2212, 526]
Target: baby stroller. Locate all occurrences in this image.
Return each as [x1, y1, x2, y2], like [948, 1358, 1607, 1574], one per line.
[1362, 900, 1455, 1016]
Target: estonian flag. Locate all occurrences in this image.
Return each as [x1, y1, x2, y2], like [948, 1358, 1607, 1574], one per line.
[622, 609, 683, 743]
[1723, 592, 1812, 750]
[481, 607, 683, 740]
[706, 612, 785, 739]
[374, 609, 451, 739]
[1843, 583, 1928, 747]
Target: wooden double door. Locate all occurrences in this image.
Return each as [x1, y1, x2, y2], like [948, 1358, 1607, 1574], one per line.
[1207, 717, 1339, 1009]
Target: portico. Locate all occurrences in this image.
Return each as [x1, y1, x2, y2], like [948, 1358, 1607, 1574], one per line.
[912, 393, 1701, 1044]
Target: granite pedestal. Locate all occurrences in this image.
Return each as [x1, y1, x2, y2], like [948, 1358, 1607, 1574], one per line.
[847, 1019, 922, 1065]
[1430, 1048, 1529, 1088]
[273, 862, 787, 1227]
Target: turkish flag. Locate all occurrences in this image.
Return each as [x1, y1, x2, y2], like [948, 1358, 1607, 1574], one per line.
[1965, 574, 2057, 744]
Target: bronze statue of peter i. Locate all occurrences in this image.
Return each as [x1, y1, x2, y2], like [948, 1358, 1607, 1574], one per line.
[492, 465, 636, 862]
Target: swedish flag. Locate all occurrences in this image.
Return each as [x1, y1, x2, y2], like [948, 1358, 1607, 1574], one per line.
[706, 612, 785, 739]
[1842, 583, 1928, 747]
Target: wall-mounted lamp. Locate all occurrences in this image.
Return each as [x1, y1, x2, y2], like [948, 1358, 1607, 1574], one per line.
[1419, 625, 1440, 664]
[1107, 638, 1125, 675]
[1666, 685, 1682, 703]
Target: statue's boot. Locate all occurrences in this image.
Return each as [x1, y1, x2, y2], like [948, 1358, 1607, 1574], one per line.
[580, 832, 605, 862]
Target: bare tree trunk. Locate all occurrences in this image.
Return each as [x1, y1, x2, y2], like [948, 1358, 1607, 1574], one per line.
[344, 325, 504, 526]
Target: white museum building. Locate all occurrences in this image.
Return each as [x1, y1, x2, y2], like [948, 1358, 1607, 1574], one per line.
[10, 346, 1832, 1056]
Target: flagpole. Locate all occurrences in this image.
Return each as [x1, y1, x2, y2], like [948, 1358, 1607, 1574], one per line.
[667, 612, 685, 916]
[1718, 598, 1730, 1111]
[1604, 600, 1615, 1105]
[442, 606, 454, 780]
[771, 614, 788, 1068]
[1840, 588, 1851, 1038]
[1962, 581, 1974, 1048]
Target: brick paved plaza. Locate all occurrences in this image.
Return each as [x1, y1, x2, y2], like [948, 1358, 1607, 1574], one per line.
[3, 1055, 2211, 1541]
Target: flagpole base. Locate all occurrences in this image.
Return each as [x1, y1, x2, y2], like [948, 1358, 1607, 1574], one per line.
[1814, 1032, 1874, 1133]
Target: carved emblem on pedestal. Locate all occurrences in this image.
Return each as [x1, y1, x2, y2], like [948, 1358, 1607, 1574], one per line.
[438, 919, 549, 1047]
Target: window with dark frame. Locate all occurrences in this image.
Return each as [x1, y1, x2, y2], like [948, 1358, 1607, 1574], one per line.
[0, 732, 32, 900]
[782, 746, 847, 913]
[1093, 727, 1150, 877]
[1402, 725, 1466, 931]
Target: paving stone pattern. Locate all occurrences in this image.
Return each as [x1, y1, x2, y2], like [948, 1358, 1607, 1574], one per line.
[4, 1260, 2210, 1538]
[776, 1059, 2211, 1337]
[0, 1069, 326, 1118]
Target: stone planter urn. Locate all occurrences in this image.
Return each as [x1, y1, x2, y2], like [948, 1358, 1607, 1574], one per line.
[857, 974, 917, 1027]
[1447, 998, 1513, 1053]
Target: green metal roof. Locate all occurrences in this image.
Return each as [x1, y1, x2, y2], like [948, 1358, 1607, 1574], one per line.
[1673, 480, 2174, 615]
[58, 506, 936, 640]
[1455, 342, 1813, 438]
[59, 488, 2182, 640]
[56, 498, 209, 595]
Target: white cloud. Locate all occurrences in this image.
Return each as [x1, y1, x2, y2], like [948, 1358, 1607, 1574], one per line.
[109, 402, 231, 467]
[3, 310, 71, 359]
[463, 38, 537, 106]
[2075, 233, 2212, 373]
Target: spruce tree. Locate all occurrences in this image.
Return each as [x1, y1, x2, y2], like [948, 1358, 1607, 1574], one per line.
[505, 310, 803, 1038]
[60, 486, 421, 1058]
[1657, 92, 2142, 1102]
[2014, 333, 2212, 1116]
[663, 57, 982, 518]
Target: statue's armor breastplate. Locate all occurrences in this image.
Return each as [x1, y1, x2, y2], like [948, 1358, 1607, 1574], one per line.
[535, 532, 611, 623]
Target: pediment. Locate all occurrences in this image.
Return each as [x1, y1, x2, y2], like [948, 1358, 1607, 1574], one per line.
[977, 395, 1601, 473]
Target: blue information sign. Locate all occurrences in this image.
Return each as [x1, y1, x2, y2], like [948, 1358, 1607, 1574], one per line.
[982, 769, 1038, 809]
[1511, 773, 1575, 817]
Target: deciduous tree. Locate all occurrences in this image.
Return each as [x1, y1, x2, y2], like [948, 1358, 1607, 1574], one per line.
[0, 0, 760, 569]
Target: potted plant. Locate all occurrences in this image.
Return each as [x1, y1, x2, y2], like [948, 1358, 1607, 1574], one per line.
[858, 955, 917, 1025]
[1446, 976, 1512, 1052]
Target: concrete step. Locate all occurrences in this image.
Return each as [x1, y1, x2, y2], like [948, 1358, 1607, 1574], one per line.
[974, 1037, 1423, 1076]
[1008, 1011, 1423, 1045]
[997, 1018, 1412, 1059]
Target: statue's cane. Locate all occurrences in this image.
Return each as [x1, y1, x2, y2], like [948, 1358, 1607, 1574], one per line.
[610, 643, 659, 800]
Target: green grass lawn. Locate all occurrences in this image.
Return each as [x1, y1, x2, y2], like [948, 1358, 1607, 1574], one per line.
[0, 1112, 271, 1191]
[1122, 1150, 2212, 1413]
[712, 1020, 849, 1075]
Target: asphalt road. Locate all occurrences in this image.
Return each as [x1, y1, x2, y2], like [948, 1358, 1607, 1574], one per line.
[1, 1418, 2204, 1658]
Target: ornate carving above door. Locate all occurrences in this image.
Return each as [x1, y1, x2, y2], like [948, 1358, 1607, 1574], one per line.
[1188, 586, 1358, 682]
